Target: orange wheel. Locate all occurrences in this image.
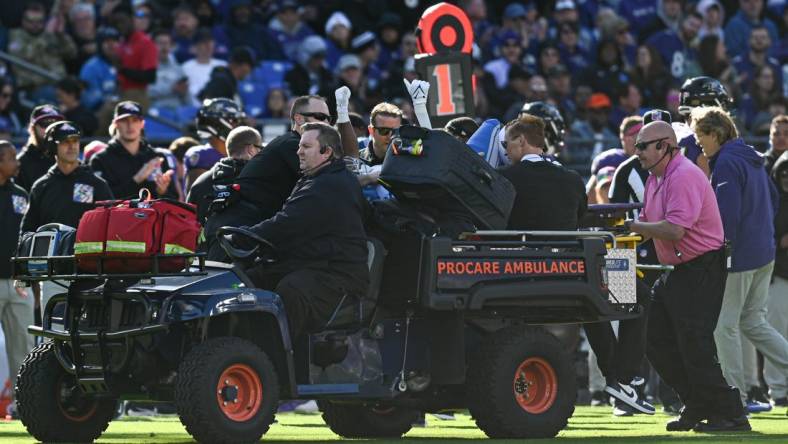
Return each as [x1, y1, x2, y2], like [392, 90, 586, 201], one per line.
[216, 363, 263, 422]
[56, 375, 99, 422]
[512, 357, 558, 414]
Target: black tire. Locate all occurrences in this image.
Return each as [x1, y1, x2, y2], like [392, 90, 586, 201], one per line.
[174, 337, 279, 444]
[16, 341, 116, 443]
[467, 326, 576, 438]
[321, 402, 418, 438]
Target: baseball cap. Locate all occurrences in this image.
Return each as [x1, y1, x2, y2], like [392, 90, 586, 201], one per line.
[586, 93, 612, 109]
[113, 101, 144, 121]
[337, 54, 362, 72]
[556, 0, 577, 11]
[30, 104, 64, 126]
[643, 109, 673, 125]
[351, 31, 376, 53]
[324, 11, 351, 34]
[503, 3, 528, 19]
[275, 0, 299, 13]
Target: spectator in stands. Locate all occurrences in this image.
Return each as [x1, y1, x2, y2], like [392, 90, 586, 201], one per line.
[739, 65, 781, 133]
[149, 29, 189, 110]
[351, 31, 383, 102]
[55, 77, 98, 137]
[8, 2, 77, 101]
[324, 12, 351, 68]
[732, 25, 783, 93]
[15, 104, 63, 192]
[484, 31, 525, 115]
[697, 35, 739, 99]
[328, 55, 367, 114]
[199, 46, 255, 102]
[133, 2, 153, 35]
[640, 0, 683, 38]
[571, 93, 616, 158]
[557, 22, 591, 76]
[66, 2, 98, 75]
[263, 88, 288, 119]
[617, 0, 658, 41]
[766, 130, 788, 406]
[0, 140, 34, 420]
[585, 39, 630, 99]
[171, 5, 200, 63]
[183, 29, 226, 106]
[765, 114, 788, 173]
[90, 101, 177, 199]
[376, 13, 402, 73]
[285, 36, 333, 97]
[646, 11, 703, 81]
[697, 0, 725, 40]
[536, 43, 561, 77]
[111, 4, 158, 110]
[690, 106, 787, 414]
[502, 65, 534, 121]
[268, 0, 315, 63]
[224, 0, 283, 62]
[79, 26, 120, 112]
[550, 0, 594, 53]
[631, 44, 671, 109]
[0, 78, 23, 137]
[610, 84, 643, 132]
[724, 0, 779, 58]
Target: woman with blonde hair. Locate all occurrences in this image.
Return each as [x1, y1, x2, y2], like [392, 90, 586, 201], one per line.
[690, 106, 788, 415]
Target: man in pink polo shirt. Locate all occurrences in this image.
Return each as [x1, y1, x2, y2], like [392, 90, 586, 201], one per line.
[626, 120, 749, 432]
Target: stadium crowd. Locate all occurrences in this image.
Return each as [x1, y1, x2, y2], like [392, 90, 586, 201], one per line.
[0, 0, 787, 433]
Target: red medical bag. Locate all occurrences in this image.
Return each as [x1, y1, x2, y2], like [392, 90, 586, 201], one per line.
[75, 190, 200, 273]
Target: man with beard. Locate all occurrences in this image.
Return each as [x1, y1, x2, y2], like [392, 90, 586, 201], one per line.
[15, 105, 64, 191]
[732, 25, 783, 93]
[89, 101, 177, 199]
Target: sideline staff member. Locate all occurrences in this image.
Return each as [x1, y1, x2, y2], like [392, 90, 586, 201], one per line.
[237, 122, 369, 340]
[626, 120, 748, 432]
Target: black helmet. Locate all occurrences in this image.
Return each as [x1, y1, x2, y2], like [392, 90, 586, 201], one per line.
[678, 76, 733, 117]
[44, 121, 81, 156]
[196, 98, 245, 140]
[519, 101, 566, 154]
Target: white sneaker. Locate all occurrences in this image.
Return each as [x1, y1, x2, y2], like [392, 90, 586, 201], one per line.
[293, 400, 320, 414]
[604, 381, 655, 415]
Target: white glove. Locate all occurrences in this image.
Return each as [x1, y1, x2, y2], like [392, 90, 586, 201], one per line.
[404, 79, 432, 129]
[335, 86, 351, 124]
[404, 79, 430, 106]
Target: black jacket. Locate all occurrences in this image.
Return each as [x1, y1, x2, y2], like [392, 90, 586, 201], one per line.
[245, 159, 369, 289]
[187, 157, 248, 225]
[199, 66, 238, 101]
[21, 164, 113, 232]
[236, 130, 301, 221]
[89, 139, 178, 200]
[499, 159, 587, 230]
[0, 180, 28, 278]
[773, 153, 788, 279]
[16, 144, 54, 192]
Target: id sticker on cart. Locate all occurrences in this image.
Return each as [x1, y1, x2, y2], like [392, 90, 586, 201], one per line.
[605, 249, 637, 304]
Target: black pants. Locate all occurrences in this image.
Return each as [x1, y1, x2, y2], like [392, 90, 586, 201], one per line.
[248, 267, 349, 341]
[585, 279, 652, 385]
[645, 249, 744, 420]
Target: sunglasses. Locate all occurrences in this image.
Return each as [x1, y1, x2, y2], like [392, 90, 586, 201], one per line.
[300, 112, 331, 122]
[374, 126, 398, 136]
[634, 137, 669, 151]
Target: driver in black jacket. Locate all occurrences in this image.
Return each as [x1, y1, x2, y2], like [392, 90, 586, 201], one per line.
[235, 122, 369, 341]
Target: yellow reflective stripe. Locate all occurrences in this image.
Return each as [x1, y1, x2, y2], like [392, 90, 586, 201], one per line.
[106, 241, 147, 253]
[74, 242, 103, 255]
[164, 244, 193, 255]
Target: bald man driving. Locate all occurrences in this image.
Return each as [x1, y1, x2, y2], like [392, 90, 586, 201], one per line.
[625, 121, 750, 432]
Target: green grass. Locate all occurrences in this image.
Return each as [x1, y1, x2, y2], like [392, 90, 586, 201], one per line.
[1, 407, 786, 443]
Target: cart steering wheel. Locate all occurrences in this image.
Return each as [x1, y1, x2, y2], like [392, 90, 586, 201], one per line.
[216, 226, 275, 262]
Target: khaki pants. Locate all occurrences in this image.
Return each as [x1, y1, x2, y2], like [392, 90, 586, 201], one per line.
[0, 279, 35, 393]
[715, 262, 788, 405]
[764, 275, 788, 399]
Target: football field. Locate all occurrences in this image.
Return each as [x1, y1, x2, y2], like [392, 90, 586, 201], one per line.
[1, 407, 787, 443]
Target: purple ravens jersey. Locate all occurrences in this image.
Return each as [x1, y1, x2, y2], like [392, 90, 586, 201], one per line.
[185, 145, 223, 174]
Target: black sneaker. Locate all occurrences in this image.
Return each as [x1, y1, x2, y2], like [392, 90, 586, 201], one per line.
[747, 386, 771, 404]
[666, 415, 700, 432]
[773, 397, 788, 407]
[693, 415, 751, 432]
[605, 380, 656, 414]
